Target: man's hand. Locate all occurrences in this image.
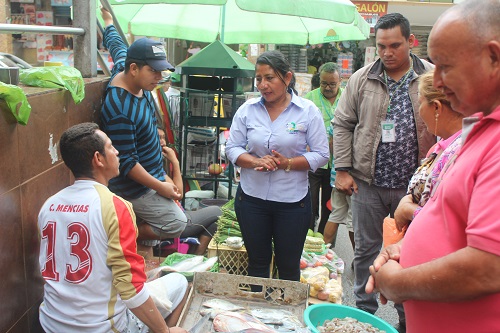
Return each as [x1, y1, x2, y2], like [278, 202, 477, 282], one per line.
[100, 7, 114, 27]
[366, 242, 403, 303]
[367, 259, 404, 304]
[169, 327, 188, 333]
[156, 182, 182, 200]
[334, 171, 358, 195]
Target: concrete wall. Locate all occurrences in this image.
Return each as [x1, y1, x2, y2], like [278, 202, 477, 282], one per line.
[0, 0, 11, 53]
[0, 77, 109, 333]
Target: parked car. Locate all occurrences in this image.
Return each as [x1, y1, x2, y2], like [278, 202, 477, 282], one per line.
[0, 52, 32, 69]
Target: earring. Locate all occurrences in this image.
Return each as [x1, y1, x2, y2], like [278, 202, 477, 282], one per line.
[434, 112, 439, 136]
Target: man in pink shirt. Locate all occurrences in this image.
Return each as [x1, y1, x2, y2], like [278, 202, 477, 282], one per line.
[366, 0, 500, 332]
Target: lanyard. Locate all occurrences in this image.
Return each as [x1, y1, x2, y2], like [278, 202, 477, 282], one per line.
[384, 58, 413, 114]
[318, 89, 335, 120]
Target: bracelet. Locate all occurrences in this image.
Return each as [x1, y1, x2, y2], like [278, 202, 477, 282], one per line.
[285, 158, 293, 172]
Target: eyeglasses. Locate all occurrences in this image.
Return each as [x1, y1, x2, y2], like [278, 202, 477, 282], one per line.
[320, 82, 340, 88]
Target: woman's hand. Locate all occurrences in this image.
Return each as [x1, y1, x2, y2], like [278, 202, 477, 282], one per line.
[253, 154, 280, 172]
[162, 146, 178, 164]
[394, 194, 417, 231]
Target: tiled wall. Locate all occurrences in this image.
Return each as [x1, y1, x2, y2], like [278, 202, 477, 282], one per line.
[0, 78, 108, 333]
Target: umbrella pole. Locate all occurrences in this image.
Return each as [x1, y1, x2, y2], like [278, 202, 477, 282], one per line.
[220, 4, 226, 43]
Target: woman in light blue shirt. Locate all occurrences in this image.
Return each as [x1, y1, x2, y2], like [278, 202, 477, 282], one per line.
[226, 51, 329, 281]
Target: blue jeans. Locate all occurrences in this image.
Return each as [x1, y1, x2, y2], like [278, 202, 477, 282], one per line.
[308, 168, 333, 233]
[234, 185, 311, 281]
[351, 178, 406, 321]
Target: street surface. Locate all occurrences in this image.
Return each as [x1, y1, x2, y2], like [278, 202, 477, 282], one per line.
[333, 224, 400, 328]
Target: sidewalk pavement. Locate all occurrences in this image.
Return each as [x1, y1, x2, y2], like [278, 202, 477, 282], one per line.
[333, 224, 400, 329]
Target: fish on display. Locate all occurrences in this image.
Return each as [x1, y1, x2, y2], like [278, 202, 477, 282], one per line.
[213, 312, 277, 333]
[249, 308, 293, 324]
[230, 328, 280, 333]
[161, 255, 205, 272]
[199, 307, 225, 319]
[190, 256, 218, 272]
[250, 308, 304, 332]
[201, 298, 245, 312]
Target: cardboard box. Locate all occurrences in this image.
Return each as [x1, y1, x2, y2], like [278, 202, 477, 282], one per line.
[177, 272, 309, 331]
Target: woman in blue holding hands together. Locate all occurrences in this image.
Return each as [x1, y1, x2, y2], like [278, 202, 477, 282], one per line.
[226, 51, 329, 282]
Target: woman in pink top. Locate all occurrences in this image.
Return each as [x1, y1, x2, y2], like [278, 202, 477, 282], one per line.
[394, 70, 463, 231]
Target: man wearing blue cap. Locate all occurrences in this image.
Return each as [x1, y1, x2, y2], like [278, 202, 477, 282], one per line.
[100, 8, 187, 257]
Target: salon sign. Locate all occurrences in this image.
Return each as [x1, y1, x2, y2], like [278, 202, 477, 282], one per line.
[353, 1, 388, 29]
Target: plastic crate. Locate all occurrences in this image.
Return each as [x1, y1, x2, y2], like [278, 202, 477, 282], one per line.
[177, 272, 309, 331]
[207, 239, 274, 276]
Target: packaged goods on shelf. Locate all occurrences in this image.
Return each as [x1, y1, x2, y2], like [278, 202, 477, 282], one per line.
[337, 52, 354, 78]
[188, 93, 216, 117]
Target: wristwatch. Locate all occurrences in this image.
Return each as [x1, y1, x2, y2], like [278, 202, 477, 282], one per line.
[335, 167, 351, 172]
[285, 158, 293, 172]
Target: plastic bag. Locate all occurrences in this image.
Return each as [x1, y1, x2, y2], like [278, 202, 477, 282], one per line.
[383, 217, 407, 247]
[145, 253, 218, 281]
[19, 66, 85, 104]
[0, 81, 31, 125]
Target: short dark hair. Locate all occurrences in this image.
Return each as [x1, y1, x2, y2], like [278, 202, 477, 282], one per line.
[124, 58, 147, 73]
[374, 13, 411, 40]
[59, 123, 105, 178]
[256, 50, 297, 95]
[319, 62, 339, 75]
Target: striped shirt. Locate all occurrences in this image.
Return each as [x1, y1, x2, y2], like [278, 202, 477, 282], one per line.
[101, 25, 164, 199]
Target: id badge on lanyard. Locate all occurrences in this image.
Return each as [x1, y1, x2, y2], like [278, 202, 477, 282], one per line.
[381, 120, 396, 143]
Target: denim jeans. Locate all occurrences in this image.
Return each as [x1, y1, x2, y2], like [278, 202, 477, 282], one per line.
[308, 168, 333, 233]
[234, 185, 311, 281]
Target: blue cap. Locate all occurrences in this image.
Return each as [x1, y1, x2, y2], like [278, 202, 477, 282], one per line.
[127, 38, 174, 71]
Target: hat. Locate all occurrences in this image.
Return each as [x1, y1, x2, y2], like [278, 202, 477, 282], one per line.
[127, 38, 174, 71]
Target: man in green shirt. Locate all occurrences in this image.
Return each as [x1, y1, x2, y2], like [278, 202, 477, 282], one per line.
[305, 62, 343, 235]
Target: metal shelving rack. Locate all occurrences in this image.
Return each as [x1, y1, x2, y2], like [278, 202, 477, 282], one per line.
[175, 41, 255, 203]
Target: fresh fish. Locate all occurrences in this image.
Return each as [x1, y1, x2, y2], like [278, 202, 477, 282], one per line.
[202, 298, 245, 312]
[249, 308, 292, 323]
[250, 308, 305, 332]
[229, 330, 279, 333]
[189, 256, 218, 272]
[199, 307, 225, 319]
[188, 314, 210, 333]
[169, 255, 204, 272]
[213, 312, 276, 332]
[273, 314, 305, 332]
